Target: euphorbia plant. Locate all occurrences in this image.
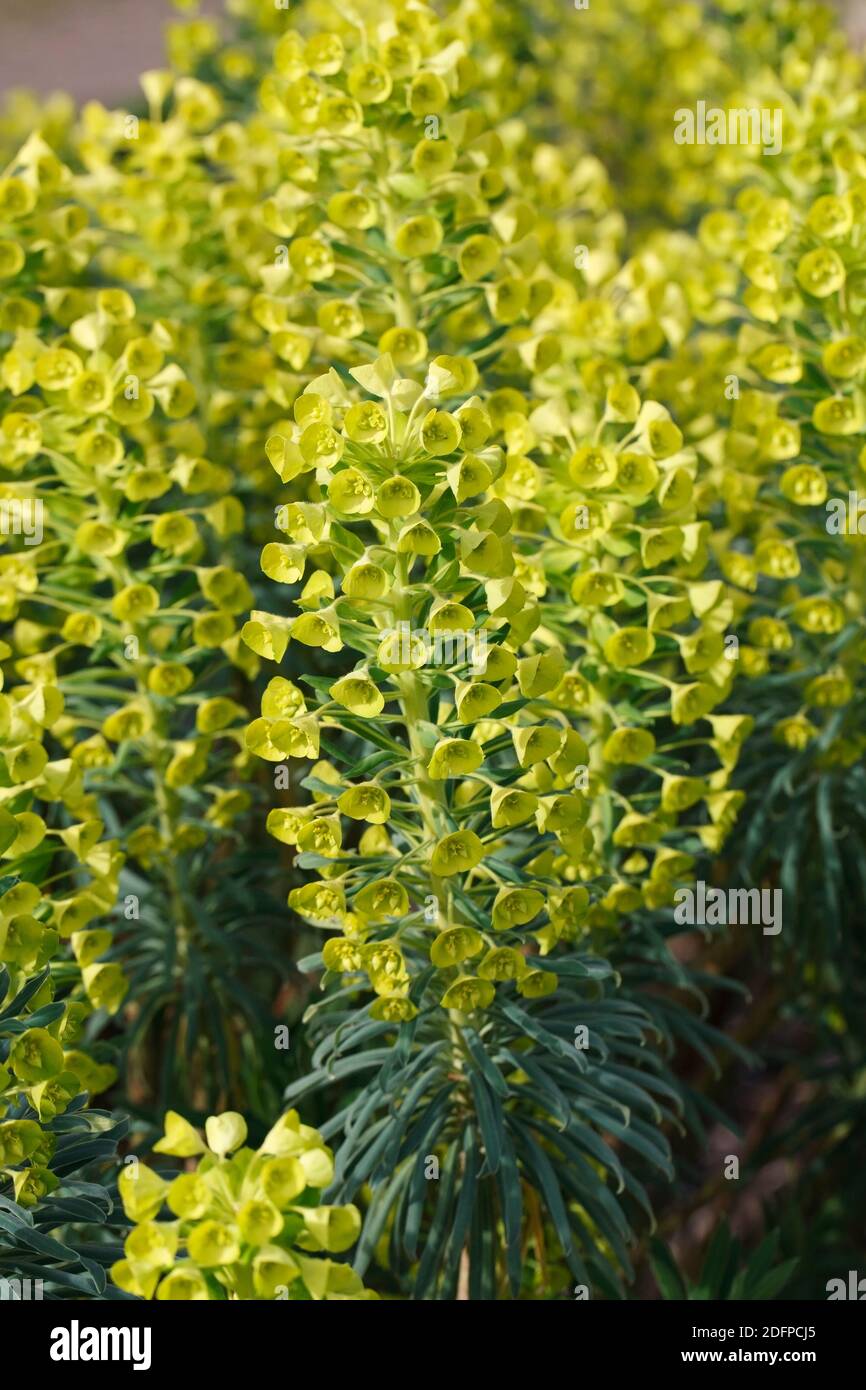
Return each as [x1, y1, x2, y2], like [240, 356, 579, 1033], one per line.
[0, 145, 127, 1193]
[0, 0, 811, 1302]
[214, 0, 765, 1299]
[660, 172, 866, 956]
[0, 701, 121, 1205]
[244, 352, 691, 1297]
[584, 34, 866, 957]
[0, 125, 288, 1116]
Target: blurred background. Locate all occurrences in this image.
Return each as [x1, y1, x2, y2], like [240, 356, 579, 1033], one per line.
[0, 0, 222, 104]
[843, 0, 866, 39]
[0, 0, 863, 103]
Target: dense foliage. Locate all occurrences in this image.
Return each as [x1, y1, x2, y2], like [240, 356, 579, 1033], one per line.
[0, 0, 862, 1300]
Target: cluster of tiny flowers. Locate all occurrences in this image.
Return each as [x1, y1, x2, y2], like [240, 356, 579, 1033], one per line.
[113, 1108, 375, 1300]
[226, 0, 761, 1022]
[0, 42, 271, 1193]
[0, 138, 125, 1199]
[605, 51, 866, 772]
[693, 189, 866, 764]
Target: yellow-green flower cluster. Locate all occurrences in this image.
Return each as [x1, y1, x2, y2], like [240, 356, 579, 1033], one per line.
[0, 113, 270, 1175]
[244, 340, 753, 1012]
[0, 147, 132, 1198]
[579, 31, 866, 777]
[663, 195, 866, 767]
[222, 0, 758, 1020]
[0, 799, 120, 1204]
[34, 0, 602, 535]
[518, 374, 753, 871]
[243, 358, 589, 1014]
[0, 138, 257, 851]
[112, 1108, 375, 1300]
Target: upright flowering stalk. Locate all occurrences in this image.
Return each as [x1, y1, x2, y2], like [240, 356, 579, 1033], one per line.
[518, 256, 759, 894]
[246, 352, 687, 1296]
[577, 34, 866, 955]
[229, 0, 744, 1297]
[664, 175, 866, 953]
[0, 146, 130, 1208]
[247, 353, 599, 1014]
[0, 125, 281, 1118]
